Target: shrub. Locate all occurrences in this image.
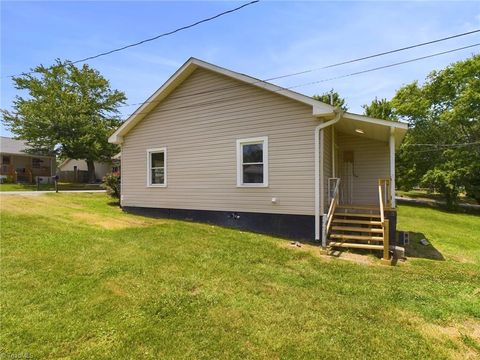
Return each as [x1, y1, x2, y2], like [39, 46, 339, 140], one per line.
[103, 173, 121, 199]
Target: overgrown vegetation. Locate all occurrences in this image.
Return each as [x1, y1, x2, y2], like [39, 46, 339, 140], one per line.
[1, 193, 478, 359]
[102, 173, 121, 199]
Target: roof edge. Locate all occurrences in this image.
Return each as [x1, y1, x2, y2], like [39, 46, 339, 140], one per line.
[109, 57, 335, 144]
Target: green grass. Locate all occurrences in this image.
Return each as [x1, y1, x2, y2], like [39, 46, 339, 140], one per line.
[1, 194, 479, 359]
[0, 182, 103, 191]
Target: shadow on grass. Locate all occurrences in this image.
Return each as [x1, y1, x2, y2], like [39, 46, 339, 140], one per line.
[399, 230, 445, 261]
[107, 200, 120, 207]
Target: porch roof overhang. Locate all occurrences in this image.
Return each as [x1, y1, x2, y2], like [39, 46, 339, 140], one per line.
[335, 112, 408, 147]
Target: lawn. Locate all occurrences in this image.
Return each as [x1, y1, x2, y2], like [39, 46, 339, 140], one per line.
[0, 182, 103, 192]
[1, 194, 479, 359]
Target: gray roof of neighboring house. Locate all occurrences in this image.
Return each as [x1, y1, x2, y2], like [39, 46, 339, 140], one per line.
[0, 137, 53, 157]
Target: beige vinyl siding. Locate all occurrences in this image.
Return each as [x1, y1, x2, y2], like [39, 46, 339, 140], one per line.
[337, 132, 389, 205]
[121, 68, 319, 215]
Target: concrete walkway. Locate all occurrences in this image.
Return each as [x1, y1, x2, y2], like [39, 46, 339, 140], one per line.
[0, 190, 106, 196]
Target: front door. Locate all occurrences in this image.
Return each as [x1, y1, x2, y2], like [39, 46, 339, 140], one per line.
[340, 150, 354, 204]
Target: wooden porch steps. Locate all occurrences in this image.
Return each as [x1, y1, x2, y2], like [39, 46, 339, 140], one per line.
[332, 219, 382, 225]
[327, 204, 386, 252]
[336, 205, 380, 211]
[333, 213, 381, 219]
[328, 242, 384, 250]
[330, 234, 384, 241]
[331, 226, 383, 233]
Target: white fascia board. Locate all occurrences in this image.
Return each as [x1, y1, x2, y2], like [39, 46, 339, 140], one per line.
[343, 112, 409, 130]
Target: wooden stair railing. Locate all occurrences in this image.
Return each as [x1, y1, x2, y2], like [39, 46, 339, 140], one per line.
[323, 178, 340, 247]
[378, 179, 391, 261]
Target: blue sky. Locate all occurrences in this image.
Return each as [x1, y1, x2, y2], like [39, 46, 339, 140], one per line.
[1, 1, 479, 137]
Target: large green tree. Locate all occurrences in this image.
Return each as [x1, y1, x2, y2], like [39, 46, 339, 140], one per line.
[313, 89, 348, 111]
[392, 54, 480, 206]
[362, 97, 398, 121]
[2, 60, 126, 182]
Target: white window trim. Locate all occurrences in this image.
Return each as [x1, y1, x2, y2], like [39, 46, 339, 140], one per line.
[146, 147, 167, 187]
[236, 136, 268, 187]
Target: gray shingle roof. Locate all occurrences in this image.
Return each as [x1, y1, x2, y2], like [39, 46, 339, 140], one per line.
[1, 137, 31, 155]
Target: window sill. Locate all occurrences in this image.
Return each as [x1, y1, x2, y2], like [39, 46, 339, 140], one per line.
[237, 184, 269, 188]
[147, 184, 167, 188]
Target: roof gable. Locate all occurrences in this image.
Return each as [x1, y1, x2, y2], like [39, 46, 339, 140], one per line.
[109, 58, 336, 144]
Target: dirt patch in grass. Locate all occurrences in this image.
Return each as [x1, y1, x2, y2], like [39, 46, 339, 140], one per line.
[279, 240, 380, 266]
[397, 311, 480, 359]
[71, 212, 155, 229]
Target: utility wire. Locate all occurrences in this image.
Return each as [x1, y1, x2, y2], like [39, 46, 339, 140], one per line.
[116, 32, 480, 109]
[2, 0, 260, 79]
[287, 43, 480, 90]
[264, 29, 480, 82]
[117, 42, 480, 116]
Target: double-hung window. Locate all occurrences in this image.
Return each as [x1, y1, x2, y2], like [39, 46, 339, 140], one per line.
[237, 136, 268, 187]
[147, 148, 167, 187]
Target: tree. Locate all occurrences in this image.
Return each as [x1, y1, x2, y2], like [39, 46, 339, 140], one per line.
[362, 97, 398, 121]
[392, 54, 480, 206]
[1, 60, 126, 183]
[313, 89, 348, 111]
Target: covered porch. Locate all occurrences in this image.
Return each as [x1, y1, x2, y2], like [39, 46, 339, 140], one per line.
[0, 154, 55, 183]
[316, 112, 408, 261]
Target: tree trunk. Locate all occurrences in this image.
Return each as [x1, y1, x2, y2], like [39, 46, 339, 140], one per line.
[86, 160, 96, 183]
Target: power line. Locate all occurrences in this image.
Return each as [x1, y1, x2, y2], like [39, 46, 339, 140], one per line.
[404, 142, 480, 147]
[3, 1, 260, 79]
[117, 42, 480, 116]
[264, 29, 480, 82]
[116, 32, 480, 109]
[287, 43, 480, 90]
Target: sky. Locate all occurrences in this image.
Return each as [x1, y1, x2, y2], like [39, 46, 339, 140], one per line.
[1, 1, 479, 137]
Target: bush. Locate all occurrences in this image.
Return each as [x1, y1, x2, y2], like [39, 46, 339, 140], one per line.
[103, 173, 121, 199]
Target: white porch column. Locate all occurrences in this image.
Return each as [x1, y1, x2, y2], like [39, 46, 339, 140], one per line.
[389, 127, 396, 208]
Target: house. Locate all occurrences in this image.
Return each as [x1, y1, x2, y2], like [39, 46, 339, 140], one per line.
[0, 137, 56, 183]
[57, 159, 113, 183]
[108, 58, 408, 260]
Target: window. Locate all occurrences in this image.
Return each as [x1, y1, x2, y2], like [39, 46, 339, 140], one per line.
[147, 148, 167, 187]
[2, 156, 10, 165]
[32, 158, 44, 168]
[237, 137, 268, 187]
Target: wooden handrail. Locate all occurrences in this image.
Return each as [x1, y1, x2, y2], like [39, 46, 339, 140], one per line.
[325, 178, 341, 239]
[378, 180, 385, 223]
[378, 179, 391, 261]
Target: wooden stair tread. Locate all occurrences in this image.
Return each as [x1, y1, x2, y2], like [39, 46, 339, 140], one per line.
[333, 213, 381, 219]
[329, 242, 384, 250]
[331, 226, 383, 233]
[329, 234, 384, 241]
[332, 219, 382, 225]
[336, 205, 380, 211]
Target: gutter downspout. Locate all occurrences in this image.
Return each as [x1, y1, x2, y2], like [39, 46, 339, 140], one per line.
[314, 109, 343, 244]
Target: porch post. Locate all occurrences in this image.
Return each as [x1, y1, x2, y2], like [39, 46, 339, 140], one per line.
[389, 127, 396, 208]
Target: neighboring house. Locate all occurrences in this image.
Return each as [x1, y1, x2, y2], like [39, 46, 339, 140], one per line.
[57, 159, 112, 183]
[109, 58, 408, 259]
[0, 137, 56, 183]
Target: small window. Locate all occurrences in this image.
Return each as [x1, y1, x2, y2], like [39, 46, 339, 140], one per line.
[237, 137, 268, 187]
[2, 156, 11, 165]
[147, 148, 167, 187]
[32, 158, 43, 168]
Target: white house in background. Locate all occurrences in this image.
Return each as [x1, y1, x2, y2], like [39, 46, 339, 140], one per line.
[57, 159, 112, 182]
[108, 58, 408, 261]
